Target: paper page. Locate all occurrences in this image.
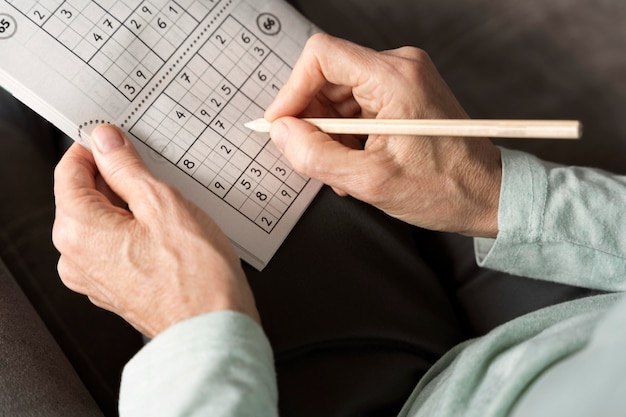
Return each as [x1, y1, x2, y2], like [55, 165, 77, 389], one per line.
[0, 0, 322, 270]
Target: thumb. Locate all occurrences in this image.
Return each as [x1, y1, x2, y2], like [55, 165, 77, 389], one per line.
[270, 117, 364, 186]
[89, 124, 155, 208]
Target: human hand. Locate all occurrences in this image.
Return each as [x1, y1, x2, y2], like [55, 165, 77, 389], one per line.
[52, 124, 259, 338]
[265, 34, 502, 237]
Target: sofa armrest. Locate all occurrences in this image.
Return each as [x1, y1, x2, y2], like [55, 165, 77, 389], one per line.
[0, 258, 104, 417]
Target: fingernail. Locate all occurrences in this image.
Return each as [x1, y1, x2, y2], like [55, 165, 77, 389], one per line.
[92, 124, 124, 154]
[270, 120, 288, 152]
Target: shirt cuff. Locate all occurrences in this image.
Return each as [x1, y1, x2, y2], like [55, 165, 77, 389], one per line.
[474, 147, 550, 275]
[119, 311, 278, 417]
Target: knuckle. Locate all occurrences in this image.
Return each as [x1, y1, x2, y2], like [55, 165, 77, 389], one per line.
[385, 47, 432, 80]
[407, 46, 431, 63]
[396, 57, 426, 81]
[305, 32, 331, 51]
[51, 218, 75, 253]
[109, 157, 149, 186]
[56, 256, 81, 293]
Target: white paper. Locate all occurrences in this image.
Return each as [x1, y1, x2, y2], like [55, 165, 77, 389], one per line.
[0, 0, 322, 270]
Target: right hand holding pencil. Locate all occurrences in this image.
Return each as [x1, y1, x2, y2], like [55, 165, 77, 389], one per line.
[265, 34, 502, 238]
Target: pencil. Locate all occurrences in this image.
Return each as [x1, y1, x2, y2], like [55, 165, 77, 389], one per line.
[245, 118, 582, 139]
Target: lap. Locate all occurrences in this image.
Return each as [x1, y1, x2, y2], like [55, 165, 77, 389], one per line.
[245, 189, 467, 416]
[0, 89, 143, 417]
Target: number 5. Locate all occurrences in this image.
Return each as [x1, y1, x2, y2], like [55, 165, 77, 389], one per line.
[0, 18, 9, 33]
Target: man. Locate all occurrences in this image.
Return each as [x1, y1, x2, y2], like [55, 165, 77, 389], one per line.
[53, 34, 626, 416]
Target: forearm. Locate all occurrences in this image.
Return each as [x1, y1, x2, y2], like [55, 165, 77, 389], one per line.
[476, 148, 626, 291]
[119, 311, 278, 417]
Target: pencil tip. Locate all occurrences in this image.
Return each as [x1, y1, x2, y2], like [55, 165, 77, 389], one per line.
[244, 118, 270, 132]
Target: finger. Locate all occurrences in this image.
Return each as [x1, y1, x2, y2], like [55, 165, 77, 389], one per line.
[381, 46, 431, 63]
[56, 255, 92, 296]
[95, 172, 127, 209]
[270, 116, 370, 186]
[53, 139, 130, 259]
[296, 94, 360, 121]
[265, 33, 382, 120]
[319, 83, 362, 117]
[53, 142, 98, 208]
[89, 124, 158, 215]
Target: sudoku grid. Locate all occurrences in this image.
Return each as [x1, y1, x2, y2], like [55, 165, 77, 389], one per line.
[4, 0, 310, 233]
[7, 0, 216, 100]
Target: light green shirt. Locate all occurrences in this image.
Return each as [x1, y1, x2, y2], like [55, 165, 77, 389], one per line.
[119, 148, 626, 416]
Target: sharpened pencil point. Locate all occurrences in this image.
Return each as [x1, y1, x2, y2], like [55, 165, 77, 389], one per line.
[245, 118, 271, 133]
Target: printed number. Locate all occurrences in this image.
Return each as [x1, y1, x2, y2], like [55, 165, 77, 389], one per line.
[157, 17, 167, 29]
[241, 33, 251, 43]
[200, 109, 211, 118]
[221, 84, 232, 96]
[183, 159, 195, 169]
[256, 192, 268, 202]
[176, 110, 185, 119]
[261, 217, 273, 227]
[250, 168, 262, 177]
[124, 85, 136, 95]
[214, 120, 225, 130]
[33, 10, 46, 20]
[241, 179, 252, 190]
[263, 17, 277, 32]
[93, 32, 103, 42]
[0, 18, 10, 33]
[281, 189, 292, 199]
[180, 72, 191, 83]
[257, 71, 267, 82]
[254, 46, 265, 57]
[130, 20, 141, 30]
[216, 34, 226, 45]
[211, 98, 222, 108]
[214, 181, 225, 190]
[142, 6, 152, 15]
[60, 9, 72, 19]
[169, 6, 179, 14]
[103, 18, 113, 29]
[136, 70, 146, 80]
[220, 144, 232, 154]
[275, 167, 287, 177]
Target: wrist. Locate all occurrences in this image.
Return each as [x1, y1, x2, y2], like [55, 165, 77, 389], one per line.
[143, 265, 261, 338]
[449, 140, 502, 238]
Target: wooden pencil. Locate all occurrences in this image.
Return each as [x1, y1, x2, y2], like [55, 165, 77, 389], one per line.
[245, 118, 582, 139]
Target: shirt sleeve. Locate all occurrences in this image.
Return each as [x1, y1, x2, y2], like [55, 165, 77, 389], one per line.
[475, 147, 626, 291]
[118, 311, 278, 417]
